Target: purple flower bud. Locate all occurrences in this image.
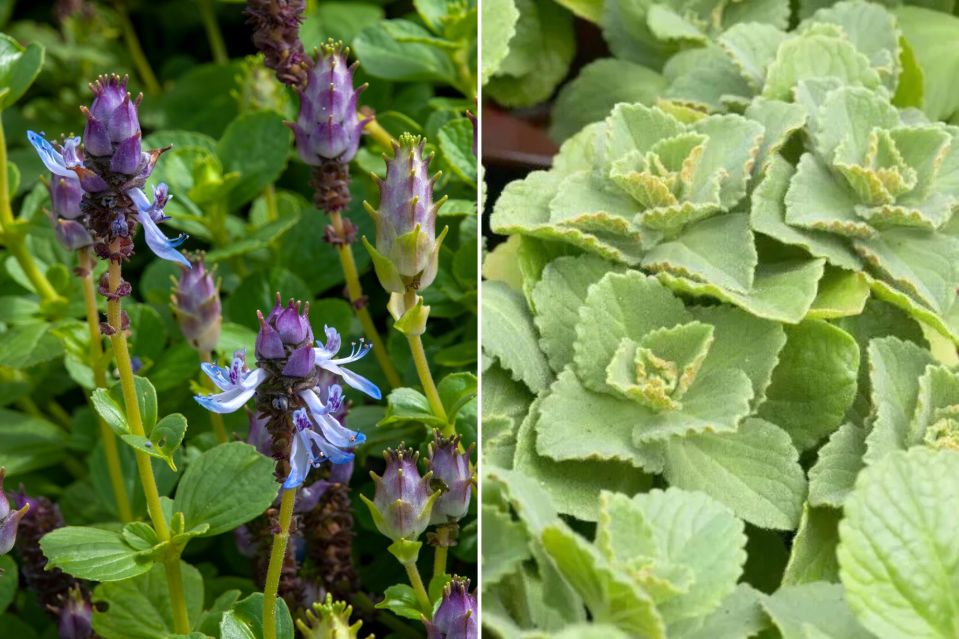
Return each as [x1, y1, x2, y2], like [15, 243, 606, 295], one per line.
[291, 41, 369, 164]
[276, 300, 310, 344]
[255, 309, 286, 360]
[52, 218, 94, 251]
[50, 174, 83, 221]
[43, 137, 93, 251]
[425, 577, 478, 639]
[362, 445, 438, 542]
[256, 298, 314, 362]
[363, 133, 448, 293]
[282, 344, 316, 377]
[172, 256, 222, 354]
[82, 75, 144, 179]
[57, 586, 93, 639]
[0, 468, 29, 555]
[428, 433, 474, 524]
[245, 0, 311, 90]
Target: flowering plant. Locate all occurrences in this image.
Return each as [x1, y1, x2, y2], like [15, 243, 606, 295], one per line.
[0, 1, 476, 638]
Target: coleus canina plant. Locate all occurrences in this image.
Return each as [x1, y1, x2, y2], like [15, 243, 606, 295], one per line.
[483, 1, 959, 637]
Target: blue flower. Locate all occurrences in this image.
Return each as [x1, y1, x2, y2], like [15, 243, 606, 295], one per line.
[313, 326, 382, 400]
[195, 350, 267, 414]
[284, 407, 359, 489]
[27, 131, 190, 268]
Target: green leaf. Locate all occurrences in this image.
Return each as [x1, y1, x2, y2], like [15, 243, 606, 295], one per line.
[92, 562, 204, 639]
[783, 506, 842, 586]
[752, 155, 862, 270]
[893, 36, 924, 109]
[354, 19, 457, 84]
[785, 153, 873, 239]
[0, 322, 64, 368]
[481, 281, 553, 393]
[40, 526, 153, 582]
[669, 584, 767, 639]
[808, 268, 871, 320]
[863, 336, 934, 464]
[838, 447, 959, 638]
[379, 388, 446, 428]
[437, 118, 477, 186]
[664, 418, 807, 530]
[173, 442, 278, 537]
[481, 0, 519, 82]
[718, 23, 788, 90]
[0, 556, 16, 614]
[896, 6, 959, 121]
[762, 582, 871, 639]
[532, 254, 622, 373]
[486, 0, 574, 107]
[550, 59, 666, 143]
[0, 34, 43, 109]
[808, 423, 866, 508]
[541, 524, 666, 637]
[121, 413, 188, 472]
[0, 409, 66, 475]
[598, 488, 746, 623]
[132, 376, 158, 434]
[216, 112, 290, 210]
[743, 98, 806, 177]
[514, 397, 651, 521]
[220, 592, 293, 639]
[482, 504, 531, 585]
[762, 30, 881, 100]
[758, 320, 860, 451]
[374, 584, 423, 620]
[438, 372, 477, 422]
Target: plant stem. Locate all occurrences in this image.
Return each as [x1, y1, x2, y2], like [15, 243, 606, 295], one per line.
[197, 0, 228, 64]
[80, 248, 133, 522]
[329, 210, 402, 389]
[403, 293, 448, 431]
[263, 185, 279, 222]
[106, 251, 189, 633]
[433, 545, 448, 581]
[114, 0, 161, 94]
[402, 558, 432, 613]
[263, 486, 297, 639]
[199, 350, 229, 443]
[364, 116, 396, 150]
[0, 113, 62, 306]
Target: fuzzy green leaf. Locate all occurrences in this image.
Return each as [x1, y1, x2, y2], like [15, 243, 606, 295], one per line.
[762, 582, 872, 639]
[783, 506, 842, 586]
[482, 281, 553, 393]
[762, 30, 881, 101]
[838, 447, 959, 638]
[809, 423, 867, 508]
[482, 504, 531, 585]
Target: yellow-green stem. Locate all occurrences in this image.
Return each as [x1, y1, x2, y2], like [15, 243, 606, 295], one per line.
[0, 114, 62, 305]
[197, 0, 228, 64]
[263, 185, 279, 222]
[329, 210, 402, 389]
[80, 249, 133, 522]
[106, 255, 189, 633]
[364, 117, 397, 150]
[403, 292, 448, 431]
[402, 559, 432, 612]
[433, 545, 448, 581]
[199, 350, 229, 443]
[263, 486, 297, 639]
[114, 0, 161, 94]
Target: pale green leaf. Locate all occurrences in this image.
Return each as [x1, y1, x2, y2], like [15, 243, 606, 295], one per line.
[838, 447, 959, 638]
[758, 320, 860, 451]
[809, 423, 867, 508]
[783, 505, 842, 586]
[482, 504, 531, 585]
[895, 6, 959, 121]
[807, 0, 900, 88]
[40, 526, 153, 582]
[743, 99, 807, 177]
[762, 31, 882, 101]
[669, 584, 768, 639]
[762, 582, 872, 639]
[718, 23, 788, 90]
[864, 336, 935, 464]
[664, 418, 807, 530]
[481, 0, 519, 82]
[808, 268, 871, 320]
[785, 153, 874, 239]
[220, 592, 293, 639]
[532, 254, 623, 373]
[541, 524, 666, 638]
[482, 281, 553, 393]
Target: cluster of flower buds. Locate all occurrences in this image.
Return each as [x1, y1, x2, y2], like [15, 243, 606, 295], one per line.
[5, 487, 93, 638]
[172, 256, 222, 354]
[361, 444, 439, 542]
[428, 433, 474, 526]
[195, 293, 379, 488]
[363, 134, 448, 295]
[0, 468, 28, 555]
[297, 593, 369, 639]
[43, 137, 93, 252]
[29, 74, 189, 278]
[245, 0, 311, 90]
[425, 576, 478, 639]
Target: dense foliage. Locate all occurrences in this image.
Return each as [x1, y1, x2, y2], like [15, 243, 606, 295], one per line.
[0, 1, 477, 638]
[482, 1, 959, 637]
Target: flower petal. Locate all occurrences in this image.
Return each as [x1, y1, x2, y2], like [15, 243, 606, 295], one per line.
[303, 429, 355, 465]
[27, 131, 74, 177]
[283, 434, 310, 489]
[200, 362, 234, 392]
[318, 360, 382, 400]
[136, 207, 191, 267]
[194, 384, 257, 414]
[299, 389, 365, 448]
